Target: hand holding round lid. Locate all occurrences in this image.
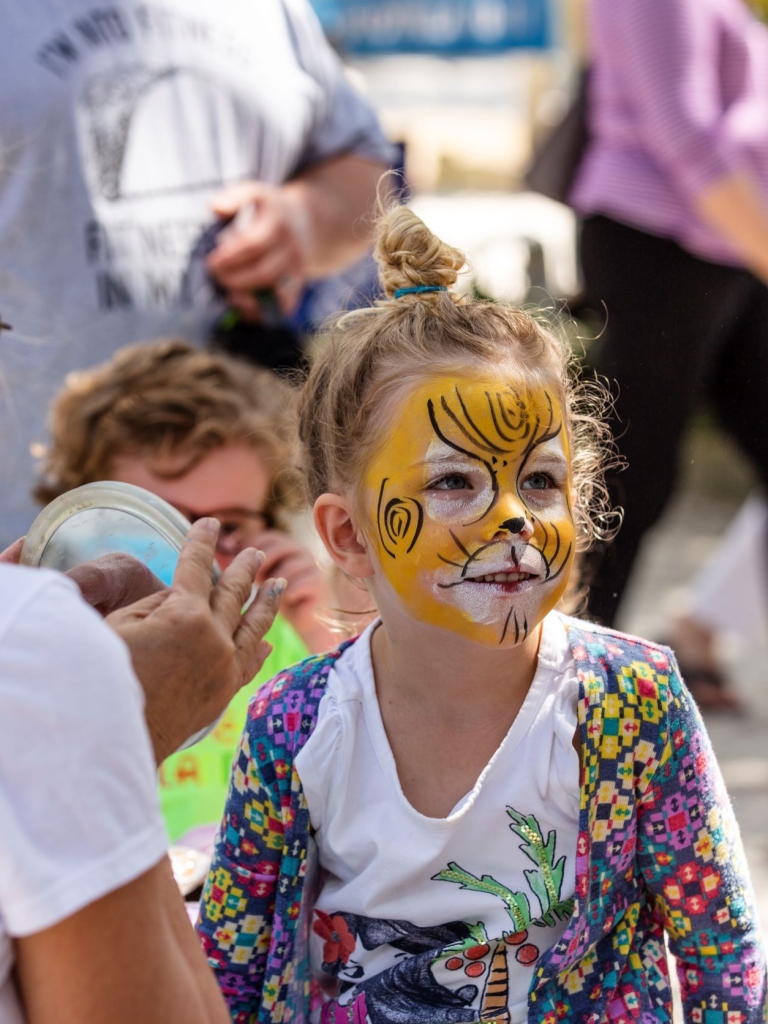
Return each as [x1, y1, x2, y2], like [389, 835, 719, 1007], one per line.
[14, 482, 284, 761]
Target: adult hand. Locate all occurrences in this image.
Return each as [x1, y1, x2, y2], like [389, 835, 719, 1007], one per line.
[0, 541, 166, 615]
[0, 538, 24, 564]
[66, 554, 167, 616]
[107, 518, 285, 763]
[207, 181, 310, 318]
[254, 529, 336, 653]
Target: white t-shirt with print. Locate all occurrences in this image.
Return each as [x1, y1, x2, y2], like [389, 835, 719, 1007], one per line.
[0, 566, 168, 1024]
[297, 611, 581, 1024]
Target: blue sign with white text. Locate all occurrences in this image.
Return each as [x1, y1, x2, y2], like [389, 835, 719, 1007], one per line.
[312, 0, 552, 54]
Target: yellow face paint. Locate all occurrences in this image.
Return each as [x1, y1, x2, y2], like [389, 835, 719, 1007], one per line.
[362, 372, 575, 647]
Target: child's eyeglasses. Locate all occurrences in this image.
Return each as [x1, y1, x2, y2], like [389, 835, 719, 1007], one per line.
[177, 506, 274, 556]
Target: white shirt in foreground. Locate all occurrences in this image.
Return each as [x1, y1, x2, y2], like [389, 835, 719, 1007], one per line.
[0, 566, 168, 1024]
[297, 611, 580, 1024]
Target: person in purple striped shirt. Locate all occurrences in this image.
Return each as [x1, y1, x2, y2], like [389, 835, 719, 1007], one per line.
[572, 0, 768, 652]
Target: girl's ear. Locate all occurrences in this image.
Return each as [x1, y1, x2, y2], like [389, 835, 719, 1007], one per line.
[313, 494, 375, 578]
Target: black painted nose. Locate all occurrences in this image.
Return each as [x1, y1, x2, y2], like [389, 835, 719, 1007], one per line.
[501, 517, 526, 535]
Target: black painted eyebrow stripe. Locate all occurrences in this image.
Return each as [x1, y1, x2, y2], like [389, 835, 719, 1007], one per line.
[453, 386, 506, 453]
[486, 391, 519, 444]
[440, 395, 503, 456]
[428, 399, 489, 465]
[496, 392, 531, 439]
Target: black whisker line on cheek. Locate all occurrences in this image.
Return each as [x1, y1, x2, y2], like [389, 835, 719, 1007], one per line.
[523, 614, 529, 641]
[528, 541, 549, 577]
[377, 478, 396, 559]
[461, 541, 498, 577]
[437, 554, 464, 569]
[500, 605, 515, 644]
[545, 543, 573, 585]
[449, 528, 472, 560]
[440, 395, 503, 456]
[514, 610, 520, 644]
[550, 521, 561, 567]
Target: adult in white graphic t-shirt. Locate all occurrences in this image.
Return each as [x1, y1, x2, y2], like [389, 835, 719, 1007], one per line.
[0, 0, 393, 545]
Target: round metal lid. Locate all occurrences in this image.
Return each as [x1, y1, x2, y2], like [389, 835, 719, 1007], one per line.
[21, 481, 223, 751]
[21, 480, 220, 586]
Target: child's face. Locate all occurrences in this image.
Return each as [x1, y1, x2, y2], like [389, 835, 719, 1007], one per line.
[110, 441, 271, 570]
[361, 371, 575, 647]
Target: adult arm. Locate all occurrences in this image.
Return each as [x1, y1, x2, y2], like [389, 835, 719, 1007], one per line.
[207, 0, 394, 316]
[207, 153, 387, 316]
[0, 522, 286, 761]
[696, 173, 768, 284]
[611, 0, 768, 279]
[15, 858, 230, 1024]
[636, 659, 767, 1019]
[5, 525, 284, 1022]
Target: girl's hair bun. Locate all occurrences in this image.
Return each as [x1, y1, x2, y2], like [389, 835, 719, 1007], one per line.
[374, 205, 465, 299]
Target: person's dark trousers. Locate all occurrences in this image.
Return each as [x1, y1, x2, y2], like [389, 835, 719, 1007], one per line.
[581, 214, 768, 626]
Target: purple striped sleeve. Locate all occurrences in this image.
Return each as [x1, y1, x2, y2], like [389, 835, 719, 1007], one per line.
[608, 0, 738, 196]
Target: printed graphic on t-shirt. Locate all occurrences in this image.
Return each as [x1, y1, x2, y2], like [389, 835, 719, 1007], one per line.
[313, 805, 574, 1024]
[33, 5, 284, 313]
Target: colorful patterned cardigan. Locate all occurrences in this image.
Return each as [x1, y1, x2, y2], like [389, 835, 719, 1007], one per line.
[197, 619, 767, 1023]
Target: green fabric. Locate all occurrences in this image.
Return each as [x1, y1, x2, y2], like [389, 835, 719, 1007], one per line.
[159, 613, 308, 842]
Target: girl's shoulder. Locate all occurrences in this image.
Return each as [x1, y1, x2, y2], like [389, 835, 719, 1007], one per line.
[242, 637, 358, 755]
[558, 613, 683, 705]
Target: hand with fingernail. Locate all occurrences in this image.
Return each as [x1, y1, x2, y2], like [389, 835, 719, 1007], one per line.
[253, 529, 337, 653]
[105, 518, 285, 764]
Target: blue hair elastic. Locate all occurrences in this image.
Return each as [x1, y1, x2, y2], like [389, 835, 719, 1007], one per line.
[393, 285, 448, 299]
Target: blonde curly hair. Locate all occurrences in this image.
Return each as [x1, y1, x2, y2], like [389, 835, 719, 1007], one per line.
[36, 339, 301, 526]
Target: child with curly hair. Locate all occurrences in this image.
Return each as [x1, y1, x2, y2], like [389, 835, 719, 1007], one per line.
[37, 340, 337, 842]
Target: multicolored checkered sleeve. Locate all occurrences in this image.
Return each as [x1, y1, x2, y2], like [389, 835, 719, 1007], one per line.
[196, 694, 285, 1021]
[637, 660, 767, 1022]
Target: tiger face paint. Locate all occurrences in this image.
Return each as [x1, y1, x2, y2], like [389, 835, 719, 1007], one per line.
[362, 373, 575, 647]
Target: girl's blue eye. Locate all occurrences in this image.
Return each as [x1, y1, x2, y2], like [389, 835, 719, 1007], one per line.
[522, 472, 553, 491]
[432, 473, 470, 491]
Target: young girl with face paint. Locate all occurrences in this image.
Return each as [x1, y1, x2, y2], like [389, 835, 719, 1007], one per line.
[197, 208, 766, 1023]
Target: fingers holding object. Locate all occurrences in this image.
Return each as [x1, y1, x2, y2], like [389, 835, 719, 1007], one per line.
[235, 577, 286, 681]
[0, 538, 25, 565]
[172, 518, 220, 599]
[210, 547, 265, 628]
[67, 553, 167, 615]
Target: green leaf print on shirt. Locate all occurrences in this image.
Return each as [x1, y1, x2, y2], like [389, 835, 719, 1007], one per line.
[431, 805, 574, 932]
[429, 806, 575, 1024]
